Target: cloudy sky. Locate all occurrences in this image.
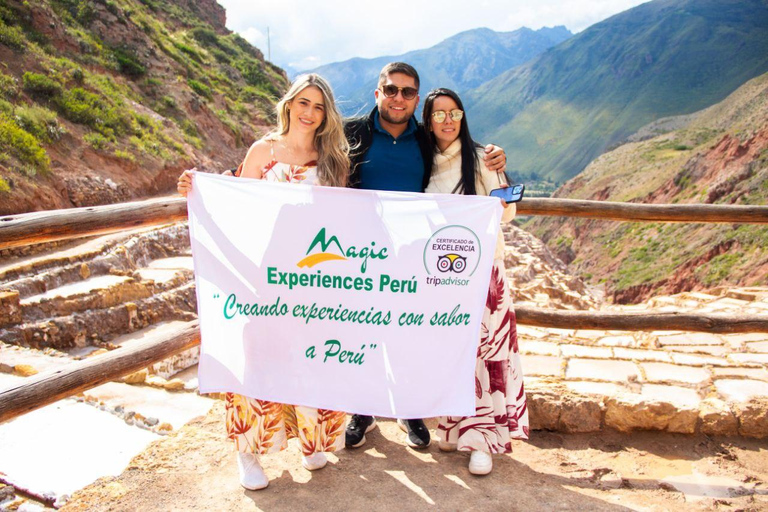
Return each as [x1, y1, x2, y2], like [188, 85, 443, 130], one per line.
[218, 0, 649, 71]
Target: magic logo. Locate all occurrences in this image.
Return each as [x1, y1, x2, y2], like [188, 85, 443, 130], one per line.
[296, 228, 388, 273]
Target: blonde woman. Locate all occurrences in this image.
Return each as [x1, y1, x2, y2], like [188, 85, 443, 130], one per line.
[178, 74, 350, 490]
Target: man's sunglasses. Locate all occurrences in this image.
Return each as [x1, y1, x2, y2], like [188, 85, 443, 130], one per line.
[431, 109, 464, 123]
[379, 85, 418, 100]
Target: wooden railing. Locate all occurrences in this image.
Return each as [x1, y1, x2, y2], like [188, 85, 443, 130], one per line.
[1, 196, 766, 250]
[0, 197, 188, 250]
[1, 196, 766, 423]
[0, 322, 200, 423]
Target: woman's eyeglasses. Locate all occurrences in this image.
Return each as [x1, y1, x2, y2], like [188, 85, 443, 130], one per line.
[431, 109, 464, 123]
[379, 85, 418, 100]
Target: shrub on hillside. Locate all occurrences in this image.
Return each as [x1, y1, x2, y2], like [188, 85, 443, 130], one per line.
[114, 149, 135, 162]
[102, 0, 121, 17]
[138, 0, 158, 10]
[71, 68, 85, 84]
[209, 48, 232, 64]
[178, 118, 197, 137]
[76, 1, 96, 24]
[22, 73, 63, 98]
[14, 104, 65, 142]
[84, 132, 109, 150]
[695, 252, 742, 286]
[128, 112, 184, 161]
[0, 98, 12, 115]
[160, 95, 176, 109]
[176, 118, 201, 148]
[0, 113, 50, 171]
[187, 79, 211, 99]
[55, 87, 125, 137]
[0, 20, 25, 51]
[191, 28, 238, 60]
[112, 47, 146, 77]
[173, 41, 203, 63]
[190, 27, 219, 47]
[228, 34, 261, 59]
[0, 4, 15, 24]
[236, 61, 269, 89]
[240, 86, 275, 104]
[0, 72, 19, 99]
[52, 0, 96, 25]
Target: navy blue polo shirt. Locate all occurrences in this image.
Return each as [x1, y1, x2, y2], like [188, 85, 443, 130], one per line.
[357, 114, 424, 192]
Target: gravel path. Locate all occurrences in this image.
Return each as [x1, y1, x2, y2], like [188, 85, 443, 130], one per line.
[62, 402, 768, 511]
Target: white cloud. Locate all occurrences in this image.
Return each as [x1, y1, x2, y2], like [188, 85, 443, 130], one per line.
[240, 27, 266, 49]
[218, 0, 649, 70]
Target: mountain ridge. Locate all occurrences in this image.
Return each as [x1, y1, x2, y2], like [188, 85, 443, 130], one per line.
[526, 71, 768, 302]
[306, 26, 572, 117]
[466, 0, 768, 183]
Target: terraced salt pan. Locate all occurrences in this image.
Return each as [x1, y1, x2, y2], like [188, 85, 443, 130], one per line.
[136, 256, 194, 284]
[0, 231, 134, 278]
[170, 364, 201, 390]
[112, 320, 191, 348]
[148, 256, 193, 270]
[747, 341, 768, 352]
[0, 344, 72, 373]
[0, 225, 177, 280]
[0, 399, 160, 501]
[65, 345, 107, 358]
[0, 371, 24, 389]
[84, 381, 214, 430]
[640, 384, 700, 408]
[565, 381, 625, 396]
[135, 267, 179, 284]
[715, 379, 768, 402]
[23, 274, 131, 303]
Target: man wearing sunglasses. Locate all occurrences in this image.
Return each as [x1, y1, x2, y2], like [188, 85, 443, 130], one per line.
[344, 62, 507, 451]
[346, 62, 506, 194]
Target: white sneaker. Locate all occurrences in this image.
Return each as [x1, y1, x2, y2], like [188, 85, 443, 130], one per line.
[438, 440, 458, 452]
[468, 451, 493, 475]
[237, 452, 269, 490]
[301, 452, 328, 471]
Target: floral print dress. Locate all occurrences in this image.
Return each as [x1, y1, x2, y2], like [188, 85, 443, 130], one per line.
[225, 152, 346, 456]
[436, 262, 529, 453]
[427, 140, 529, 453]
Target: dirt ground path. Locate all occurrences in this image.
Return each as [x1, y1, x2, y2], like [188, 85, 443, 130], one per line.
[62, 401, 768, 511]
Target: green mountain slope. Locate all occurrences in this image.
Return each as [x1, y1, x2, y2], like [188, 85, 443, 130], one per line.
[306, 26, 571, 117]
[467, 0, 768, 183]
[526, 71, 768, 303]
[0, 0, 287, 215]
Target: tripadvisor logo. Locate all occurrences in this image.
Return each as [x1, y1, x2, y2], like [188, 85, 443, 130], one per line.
[423, 225, 481, 287]
[296, 228, 388, 273]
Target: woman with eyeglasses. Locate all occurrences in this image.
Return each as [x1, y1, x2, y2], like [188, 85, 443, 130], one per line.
[178, 74, 349, 490]
[422, 88, 528, 476]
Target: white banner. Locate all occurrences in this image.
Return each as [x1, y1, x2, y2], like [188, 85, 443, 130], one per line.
[189, 172, 502, 418]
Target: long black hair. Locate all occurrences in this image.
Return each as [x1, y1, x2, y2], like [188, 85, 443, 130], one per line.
[422, 88, 481, 196]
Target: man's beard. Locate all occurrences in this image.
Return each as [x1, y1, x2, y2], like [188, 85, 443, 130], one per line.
[380, 107, 411, 125]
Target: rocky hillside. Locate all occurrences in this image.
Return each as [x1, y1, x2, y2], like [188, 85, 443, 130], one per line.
[306, 26, 572, 117]
[527, 71, 768, 303]
[466, 0, 768, 183]
[0, 0, 287, 215]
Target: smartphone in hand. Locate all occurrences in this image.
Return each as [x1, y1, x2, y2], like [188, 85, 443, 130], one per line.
[490, 184, 525, 203]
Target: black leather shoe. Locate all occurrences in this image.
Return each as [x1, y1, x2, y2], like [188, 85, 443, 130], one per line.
[397, 419, 431, 449]
[346, 415, 376, 448]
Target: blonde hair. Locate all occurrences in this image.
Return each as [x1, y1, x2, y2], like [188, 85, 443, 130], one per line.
[270, 74, 350, 187]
